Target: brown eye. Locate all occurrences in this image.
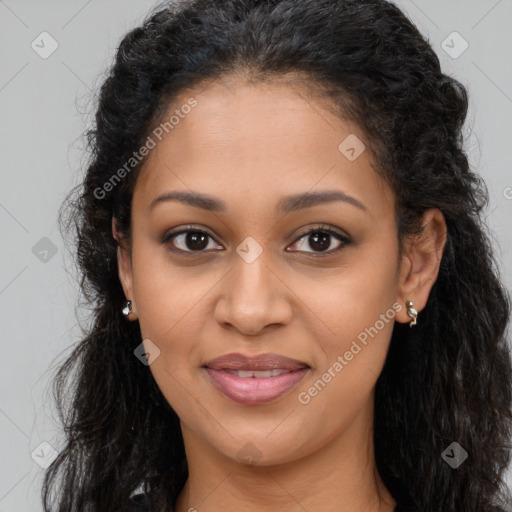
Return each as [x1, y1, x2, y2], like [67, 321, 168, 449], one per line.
[287, 226, 351, 256]
[162, 228, 223, 253]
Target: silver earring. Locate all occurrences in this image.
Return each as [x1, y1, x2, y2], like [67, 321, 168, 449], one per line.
[406, 300, 418, 327]
[122, 300, 133, 316]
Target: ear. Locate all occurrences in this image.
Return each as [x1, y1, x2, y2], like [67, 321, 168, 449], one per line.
[395, 208, 447, 325]
[112, 217, 137, 320]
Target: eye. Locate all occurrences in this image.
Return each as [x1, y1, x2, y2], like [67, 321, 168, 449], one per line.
[162, 226, 223, 253]
[287, 225, 351, 256]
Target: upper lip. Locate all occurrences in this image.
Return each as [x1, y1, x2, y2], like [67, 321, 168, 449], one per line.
[204, 352, 309, 371]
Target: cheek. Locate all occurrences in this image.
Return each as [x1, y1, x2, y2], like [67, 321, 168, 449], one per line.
[304, 236, 400, 342]
[129, 247, 210, 405]
[300, 290, 397, 407]
[132, 259, 207, 414]
[295, 239, 399, 406]
[131, 240, 206, 339]
[292, 296, 397, 450]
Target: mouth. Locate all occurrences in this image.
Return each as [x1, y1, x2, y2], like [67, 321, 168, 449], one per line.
[202, 352, 310, 405]
[222, 368, 297, 377]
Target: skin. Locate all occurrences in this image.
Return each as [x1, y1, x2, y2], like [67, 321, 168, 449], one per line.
[114, 74, 447, 512]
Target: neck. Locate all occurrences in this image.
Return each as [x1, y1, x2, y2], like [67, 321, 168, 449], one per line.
[174, 398, 396, 512]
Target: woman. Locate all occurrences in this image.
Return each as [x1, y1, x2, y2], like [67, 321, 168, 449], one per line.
[43, 0, 512, 511]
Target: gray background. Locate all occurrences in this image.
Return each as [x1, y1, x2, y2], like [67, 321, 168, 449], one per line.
[1, 0, 511, 510]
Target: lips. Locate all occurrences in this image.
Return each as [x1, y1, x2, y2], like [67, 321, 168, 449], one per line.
[202, 352, 310, 405]
[203, 352, 309, 371]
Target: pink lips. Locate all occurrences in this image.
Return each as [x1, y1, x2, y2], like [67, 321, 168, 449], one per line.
[203, 352, 309, 405]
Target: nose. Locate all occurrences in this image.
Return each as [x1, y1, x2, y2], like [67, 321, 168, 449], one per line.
[213, 249, 293, 336]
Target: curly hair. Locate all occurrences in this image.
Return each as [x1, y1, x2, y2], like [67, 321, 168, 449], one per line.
[43, 0, 512, 510]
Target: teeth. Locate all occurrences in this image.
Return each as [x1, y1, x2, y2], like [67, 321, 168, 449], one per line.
[235, 370, 254, 378]
[224, 369, 292, 378]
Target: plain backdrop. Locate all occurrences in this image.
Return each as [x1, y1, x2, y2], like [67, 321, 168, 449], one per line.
[1, 0, 511, 510]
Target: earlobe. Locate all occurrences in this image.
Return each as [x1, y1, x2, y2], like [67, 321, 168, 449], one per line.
[395, 208, 447, 325]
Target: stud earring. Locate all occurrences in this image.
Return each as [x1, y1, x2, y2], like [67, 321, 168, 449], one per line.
[406, 300, 418, 327]
[122, 300, 133, 317]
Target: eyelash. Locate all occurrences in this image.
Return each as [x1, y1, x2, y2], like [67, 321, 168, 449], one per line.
[161, 224, 351, 257]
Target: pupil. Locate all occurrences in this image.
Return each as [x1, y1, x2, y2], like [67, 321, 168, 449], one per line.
[186, 232, 208, 250]
[310, 231, 330, 252]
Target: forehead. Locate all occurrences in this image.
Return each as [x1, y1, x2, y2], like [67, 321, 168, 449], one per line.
[133, 78, 394, 219]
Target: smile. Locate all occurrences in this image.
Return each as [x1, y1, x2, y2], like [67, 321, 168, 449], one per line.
[203, 367, 309, 405]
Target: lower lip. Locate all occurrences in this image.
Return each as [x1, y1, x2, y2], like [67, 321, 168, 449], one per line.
[204, 368, 309, 405]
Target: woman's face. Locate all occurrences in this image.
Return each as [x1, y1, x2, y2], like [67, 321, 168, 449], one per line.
[116, 76, 438, 466]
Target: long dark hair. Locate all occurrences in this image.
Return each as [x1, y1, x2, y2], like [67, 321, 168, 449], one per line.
[43, 0, 512, 510]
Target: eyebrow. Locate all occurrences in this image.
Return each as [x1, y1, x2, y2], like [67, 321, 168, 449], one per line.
[148, 189, 368, 214]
